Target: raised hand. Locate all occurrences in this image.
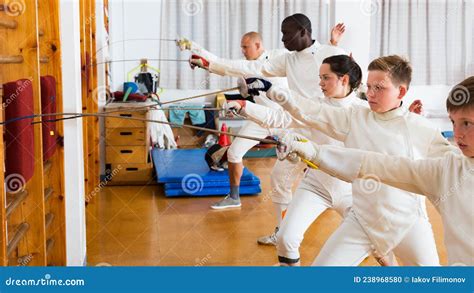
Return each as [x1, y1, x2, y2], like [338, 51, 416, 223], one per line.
[409, 99, 423, 115]
[330, 23, 346, 46]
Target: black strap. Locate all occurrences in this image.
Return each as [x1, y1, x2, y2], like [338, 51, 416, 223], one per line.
[278, 255, 300, 264]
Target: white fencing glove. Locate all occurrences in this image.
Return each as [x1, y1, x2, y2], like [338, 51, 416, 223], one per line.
[222, 100, 247, 118]
[276, 132, 319, 169]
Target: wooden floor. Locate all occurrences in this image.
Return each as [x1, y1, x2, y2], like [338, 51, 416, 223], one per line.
[86, 157, 447, 266]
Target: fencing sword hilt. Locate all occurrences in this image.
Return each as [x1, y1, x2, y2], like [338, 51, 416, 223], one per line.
[275, 137, 319, 170]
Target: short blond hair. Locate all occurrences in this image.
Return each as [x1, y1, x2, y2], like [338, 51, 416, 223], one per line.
[368, 55, 412, 89]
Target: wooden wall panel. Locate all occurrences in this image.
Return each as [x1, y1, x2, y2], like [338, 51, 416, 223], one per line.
[37, 0, 66, 266]
[0, 0, 46, 266]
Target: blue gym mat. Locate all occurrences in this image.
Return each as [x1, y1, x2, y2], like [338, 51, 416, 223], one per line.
[164, 178, 260, 189]
[152, 148, 261, 197]
[152, 148, 259, 183]
[164, 185, 262, 197]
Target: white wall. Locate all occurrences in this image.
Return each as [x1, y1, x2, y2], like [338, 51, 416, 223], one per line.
[331, 0, 371, 75]
[108, 0, 163, 92]
[59, 0, 87, 266]
[405, 85, 452, 131]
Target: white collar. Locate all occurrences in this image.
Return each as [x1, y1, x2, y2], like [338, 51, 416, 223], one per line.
[373, 105, 408, 121]
[325, 92, 358, 107]
[299, 40, 321, 54]
[257, 50, 269, 61]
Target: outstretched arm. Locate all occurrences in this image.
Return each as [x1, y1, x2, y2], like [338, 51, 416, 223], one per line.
[208, 52, 287, 78]
[279, 135, 444, 199]
[176, 37, 220, 61]
[238, 78, 353, 142]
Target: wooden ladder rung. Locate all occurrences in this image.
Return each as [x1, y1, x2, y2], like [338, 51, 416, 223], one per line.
[7, 222, 30, 257]
[45, 212, 55, 229]
[0, 55, 23, 64]
[44, 187, 54, 202]
[0, 18, 17, 29]
[5, 190, 28, 218]
[46, 238, 55, 254]
[43, 160, 53, 174]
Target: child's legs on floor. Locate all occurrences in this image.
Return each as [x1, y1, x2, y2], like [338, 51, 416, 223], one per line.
[277, 187, 332, 265]
[392, 216, 440, 266]
[312, 210, 371, 266]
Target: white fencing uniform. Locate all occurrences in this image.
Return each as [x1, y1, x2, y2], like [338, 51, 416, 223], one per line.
[276, 94, 366, 263]
[309, 146, 474, 266]
[190, 41, 220, 62]
[209, 42, 347, 208]
[211, 48, 289, 163]
[202, 48, 296, 205]
[243, 87, 457, 265]
[210, 41, 345, 99]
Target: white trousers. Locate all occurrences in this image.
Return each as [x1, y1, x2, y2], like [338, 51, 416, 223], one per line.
[276, 185, 352, 261]
[312, 210, 440, 266]
[227, 120, 304, 205]
[227, 120, 266, 163]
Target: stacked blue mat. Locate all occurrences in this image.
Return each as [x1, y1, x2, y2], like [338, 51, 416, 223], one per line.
[152, 148, 261, 197]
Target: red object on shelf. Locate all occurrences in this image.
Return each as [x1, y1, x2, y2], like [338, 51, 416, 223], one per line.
[218, 123, 231, 147]
[3, 79, 35, 182]
[113, 91, 148, 102]
[41, 76, 58, 161]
